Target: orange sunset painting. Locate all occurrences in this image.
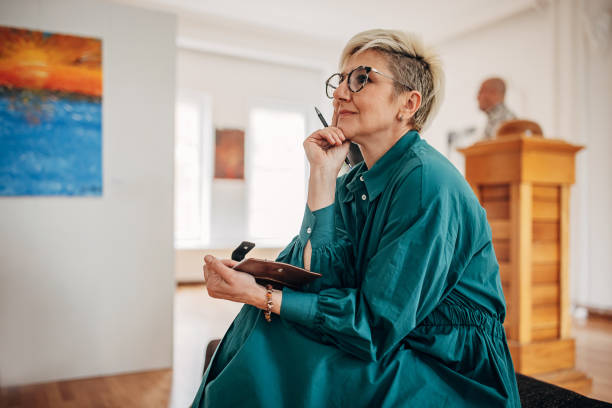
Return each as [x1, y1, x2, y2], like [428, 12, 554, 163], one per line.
[0, 26, 103, 196]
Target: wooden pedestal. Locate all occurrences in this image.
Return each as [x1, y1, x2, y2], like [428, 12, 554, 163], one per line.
[460, 134, 590, 393]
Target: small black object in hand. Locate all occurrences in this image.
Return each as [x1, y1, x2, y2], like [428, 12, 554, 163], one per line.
[231, 241, 256, 262]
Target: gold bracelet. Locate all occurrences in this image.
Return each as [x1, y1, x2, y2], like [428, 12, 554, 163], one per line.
[264, 284, 273, 322]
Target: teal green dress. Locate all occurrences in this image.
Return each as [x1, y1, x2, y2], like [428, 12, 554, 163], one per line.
[192, 131, 520, 407]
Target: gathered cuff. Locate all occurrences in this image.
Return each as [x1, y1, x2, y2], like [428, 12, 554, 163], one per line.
[280, 287, 319, 330]
[298, 204, 335, 248]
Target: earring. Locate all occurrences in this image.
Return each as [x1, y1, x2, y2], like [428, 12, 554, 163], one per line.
[398, 115, 403, 121]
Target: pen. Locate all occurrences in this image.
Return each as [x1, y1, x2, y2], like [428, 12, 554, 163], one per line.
[314, 106, 352, 169]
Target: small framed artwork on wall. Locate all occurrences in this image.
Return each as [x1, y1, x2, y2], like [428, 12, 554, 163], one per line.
[214, 128, 244, 179]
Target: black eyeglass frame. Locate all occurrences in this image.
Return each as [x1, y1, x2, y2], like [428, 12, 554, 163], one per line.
[325, 65, 414, 99]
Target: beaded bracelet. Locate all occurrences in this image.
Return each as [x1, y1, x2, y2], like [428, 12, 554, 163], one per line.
[264, 284, 273, 322]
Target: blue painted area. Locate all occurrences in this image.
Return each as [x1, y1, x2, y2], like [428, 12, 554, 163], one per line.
[0, 89, 102, 196]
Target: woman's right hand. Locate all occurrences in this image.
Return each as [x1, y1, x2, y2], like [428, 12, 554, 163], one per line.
[303, 127, 350, 174]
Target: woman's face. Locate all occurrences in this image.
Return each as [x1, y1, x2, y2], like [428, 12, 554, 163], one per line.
[332, 50, 404, 142]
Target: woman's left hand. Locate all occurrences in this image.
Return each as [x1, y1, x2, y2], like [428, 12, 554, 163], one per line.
[203, 255, 265, 308]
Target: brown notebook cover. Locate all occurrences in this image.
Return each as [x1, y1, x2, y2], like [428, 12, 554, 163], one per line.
[232, 258, 322, 290]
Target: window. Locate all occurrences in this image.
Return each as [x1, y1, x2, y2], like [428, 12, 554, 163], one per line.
[174, 97, 309, 249]
[247, 106, 308, 246]
[174, 92, 212, 247]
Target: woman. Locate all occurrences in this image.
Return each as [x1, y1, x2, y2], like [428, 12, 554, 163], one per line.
[192, 29, 520, 407]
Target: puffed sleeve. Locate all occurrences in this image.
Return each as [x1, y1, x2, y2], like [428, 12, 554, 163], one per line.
[280, 166, 463, 362]
[276, 201, 356, 291]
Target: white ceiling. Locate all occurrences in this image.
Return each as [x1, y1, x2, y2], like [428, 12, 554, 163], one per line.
[112, 0, 540, 45]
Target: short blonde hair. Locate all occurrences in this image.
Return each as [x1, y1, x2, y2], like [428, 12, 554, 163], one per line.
[340, 29, 444, 132]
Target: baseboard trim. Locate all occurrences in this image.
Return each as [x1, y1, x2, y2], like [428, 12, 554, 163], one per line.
[575, 304, 612, 321]
[176, 281, 205, 287]
[588, 308, 612, 321]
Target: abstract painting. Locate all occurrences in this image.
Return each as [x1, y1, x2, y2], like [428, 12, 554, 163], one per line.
[0, 26, 102, 196]
[214, 129, 244, 179]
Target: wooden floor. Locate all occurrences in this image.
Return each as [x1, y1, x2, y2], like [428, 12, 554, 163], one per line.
[573, 315, 612, 402]
[0, 369, 172, 408]
[2, 285, 611, 407]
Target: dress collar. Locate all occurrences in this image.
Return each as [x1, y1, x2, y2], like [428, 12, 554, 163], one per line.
[345, 130, 420, 201]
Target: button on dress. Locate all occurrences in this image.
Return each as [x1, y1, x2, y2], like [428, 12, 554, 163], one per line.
[191, 130, 521, 407]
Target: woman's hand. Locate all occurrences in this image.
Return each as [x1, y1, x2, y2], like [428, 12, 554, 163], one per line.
[303, 127, 350, 174]
[203, 255, 283, 315]
[203, 256, 263, 306]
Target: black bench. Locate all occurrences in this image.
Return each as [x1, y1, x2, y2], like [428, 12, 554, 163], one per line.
[515, 373, 610, 407]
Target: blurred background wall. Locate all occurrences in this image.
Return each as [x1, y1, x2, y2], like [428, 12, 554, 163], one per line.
[0, 0, 176, 386]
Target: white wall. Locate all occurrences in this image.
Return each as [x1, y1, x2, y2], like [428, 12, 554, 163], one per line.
[427, 0, 612, 310]
[569, 0, 612, 310]
[427, 6, 556, 165]
[0, 0, 176, 386]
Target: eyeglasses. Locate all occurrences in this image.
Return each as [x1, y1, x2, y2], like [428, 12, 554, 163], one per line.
[325, 65, 413, 99]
